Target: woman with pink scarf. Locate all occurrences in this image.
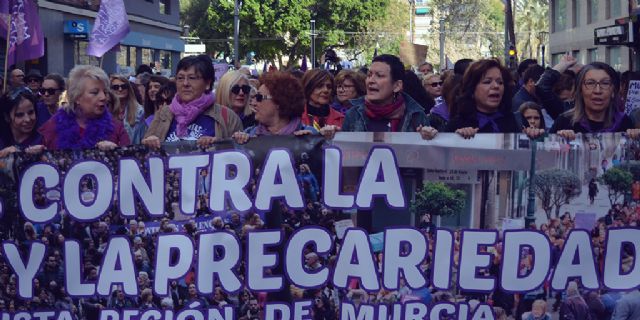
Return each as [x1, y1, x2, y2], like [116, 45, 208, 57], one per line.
[142, 55, 242, 149]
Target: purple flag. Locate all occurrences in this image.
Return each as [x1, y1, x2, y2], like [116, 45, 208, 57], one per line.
[0, 0, 45, 66]
[300, 55, 308, 71]
[87, 0, 130, 57]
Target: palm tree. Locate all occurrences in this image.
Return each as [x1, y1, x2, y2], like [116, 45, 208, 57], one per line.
[515, 0, 549, 60]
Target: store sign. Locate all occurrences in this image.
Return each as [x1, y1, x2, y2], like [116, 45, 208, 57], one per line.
[424, 168, 478, 184]
[63, 20, 89, 39]
[594, 22, 634, 46]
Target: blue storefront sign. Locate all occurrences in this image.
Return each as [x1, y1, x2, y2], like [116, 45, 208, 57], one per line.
[63, 20, 89, 39]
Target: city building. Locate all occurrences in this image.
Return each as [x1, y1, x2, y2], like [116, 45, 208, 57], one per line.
[2, 0, 184, 77]
[549, 0, 639, 71]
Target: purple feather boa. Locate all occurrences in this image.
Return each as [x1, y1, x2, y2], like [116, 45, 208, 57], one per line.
[53, 109, 114, 150]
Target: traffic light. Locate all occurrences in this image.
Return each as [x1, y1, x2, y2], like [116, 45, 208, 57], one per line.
[508, 44, 517, 69]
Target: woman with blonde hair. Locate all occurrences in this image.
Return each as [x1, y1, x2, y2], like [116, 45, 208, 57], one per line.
[38, 65, 130, 150]
[216, 71, 255, 128]
[110, 75, 147, 143]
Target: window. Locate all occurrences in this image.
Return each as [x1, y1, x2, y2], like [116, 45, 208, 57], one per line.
[588, 0, 599, 24]
[607, 46, 621, 71]
[608, 0, 621, 18]
[588, 48, 598, 62]
[572, 50, 583, 64]
[159, 0, 170, 15]
[553, 0, 567, 32]
[142, 48, 154, 66]
[552, 53, 564, 66]
[74, 40, 99, 66]
[573, 0, 582, 27]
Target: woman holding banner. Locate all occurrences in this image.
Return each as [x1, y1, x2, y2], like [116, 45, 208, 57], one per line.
[0, 87, 42, 157]
[550, 61, 640, 140]
[232, 71, 316, 143]
[38, 65, 130, 150]
[445, 59, 544, 139]
[142, 55, 242, 149]
[338, 54, 437, 140]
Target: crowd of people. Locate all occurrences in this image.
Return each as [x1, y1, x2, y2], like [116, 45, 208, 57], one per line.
[0, 53, 639, 319]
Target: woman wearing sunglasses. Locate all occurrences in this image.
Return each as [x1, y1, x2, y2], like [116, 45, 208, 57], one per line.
[216, 71, 256, 129]
[423, 73, 443, 102]
[35, 73, 65, 128]
[143, 55, 242, 149]
[0, 88, 43, 157]
[110, 75, 147, 144]
[550, 59, 640, 140]
[232, 71, 316, 144]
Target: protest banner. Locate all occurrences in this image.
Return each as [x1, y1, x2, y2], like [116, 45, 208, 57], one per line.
[0, 133, 639, 320]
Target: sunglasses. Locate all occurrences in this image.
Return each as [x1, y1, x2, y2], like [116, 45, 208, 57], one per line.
[254, 93, 272, 102]
[111, 84, 128, 91]
[231, 84, 251, 95]
[429, 81, 443, 87]
[27, 78, 41, 83]
[39, 88, 60, 96]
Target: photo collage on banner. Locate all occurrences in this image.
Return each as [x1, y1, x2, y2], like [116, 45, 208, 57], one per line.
[0, 132, 638, 320]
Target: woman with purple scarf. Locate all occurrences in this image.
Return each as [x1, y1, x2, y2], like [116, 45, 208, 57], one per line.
[232, 71, 316, 144]
[445, 59, 544, 139]
[143, 55, 242, 149]
[550, 62, 640, 140]
[38, 65, 130, 150]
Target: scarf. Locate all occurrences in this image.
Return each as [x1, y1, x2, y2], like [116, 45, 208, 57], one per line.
[169, 92, 215, 137]
[254, 117, 302, 136]
[306, 103, 330, 131]
[330, 101, 350, 114]
[579, 111, 625, 133]
[430, 101, 450, 121]
[54, 109, 114, 150]
[364, 94, 406, 132]
[477, 111, 505, 133]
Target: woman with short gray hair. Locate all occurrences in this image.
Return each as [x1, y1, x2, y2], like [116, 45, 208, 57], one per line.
[38, 65, 130, 150]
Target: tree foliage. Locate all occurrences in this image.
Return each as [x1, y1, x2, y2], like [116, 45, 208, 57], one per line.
[514, 0, 549, 61]
[530, 169, 581, 220]
[410, 182, 466, 217]
[181, 0, 392, 68]
[600, 167, 633, 205]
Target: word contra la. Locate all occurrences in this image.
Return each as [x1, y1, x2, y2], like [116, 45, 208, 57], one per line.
[18, 147, 404, 223]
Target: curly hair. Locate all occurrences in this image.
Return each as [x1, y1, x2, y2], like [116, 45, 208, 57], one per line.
[259, 71, 305, 120]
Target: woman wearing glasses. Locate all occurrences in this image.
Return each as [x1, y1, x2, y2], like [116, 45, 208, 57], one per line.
[331, 69, 365, 114]
[110, 75, 147, 144]
[550, 61, 640, 140]
[423, 73, 443, 102]
[35, 73, 65, 127]
[232, 71, 316, 143]
[38, 65, 130, 150]
[216, 71, 256, 129]
[143, 55, 242, 149]
[301, 69, 344, 130]
[0, 88, 42, 157]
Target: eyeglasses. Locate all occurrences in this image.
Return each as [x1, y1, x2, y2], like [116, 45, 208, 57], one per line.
[39, 88, 60, 96]
[111, 84, 128, 91]
[27, 78, 41, 84]
[231, 84, 251, 95]
[338, 84, 355, 90]
[583, 80, 612, 90]
[255, 93, 273, 102]
[176, 75, 202, 83]
[429, 81, 443, 87]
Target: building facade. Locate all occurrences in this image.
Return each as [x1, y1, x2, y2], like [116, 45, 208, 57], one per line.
[549, 0, 638, 71]
[10, 0, 184, 77]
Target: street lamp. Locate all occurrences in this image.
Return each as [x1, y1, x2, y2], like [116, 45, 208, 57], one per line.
[526, 137, 540, 228]
[233, 0, 242, 68]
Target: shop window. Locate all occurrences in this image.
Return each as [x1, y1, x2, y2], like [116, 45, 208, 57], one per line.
[160, 0, 170, 14]
[553, 0, 567, 32]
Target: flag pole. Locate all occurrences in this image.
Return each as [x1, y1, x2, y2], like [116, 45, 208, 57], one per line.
[3, 12, 11, 93]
